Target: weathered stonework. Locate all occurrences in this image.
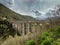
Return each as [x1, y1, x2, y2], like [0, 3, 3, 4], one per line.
[11, 20, 60, 36]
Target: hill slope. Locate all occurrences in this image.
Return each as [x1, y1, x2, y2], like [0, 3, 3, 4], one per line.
[0, 3, 36, 21]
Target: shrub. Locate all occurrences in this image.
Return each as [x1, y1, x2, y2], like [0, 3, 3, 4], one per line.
[25, 40, 38, 45]
[41, 39, 52, 45]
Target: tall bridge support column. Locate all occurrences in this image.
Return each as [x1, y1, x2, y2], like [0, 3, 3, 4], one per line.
[17, 23, 22, 35]
[21, 23, 25, 35]
[26, 23, 30, 34]
[32, 24, 36, 33]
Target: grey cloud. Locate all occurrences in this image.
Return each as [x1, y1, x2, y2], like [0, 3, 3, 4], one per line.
[0, 0, 60, 16]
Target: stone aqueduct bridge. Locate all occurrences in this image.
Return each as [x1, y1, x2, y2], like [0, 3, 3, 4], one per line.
[11, 20, 60, 35]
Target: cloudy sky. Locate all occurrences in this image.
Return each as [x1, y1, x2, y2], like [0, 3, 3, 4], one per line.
[0, 0, 60, 17]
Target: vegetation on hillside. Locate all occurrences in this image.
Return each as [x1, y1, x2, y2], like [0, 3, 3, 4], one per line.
[0, 25, 60, 45]
[0, 3, 36, 21]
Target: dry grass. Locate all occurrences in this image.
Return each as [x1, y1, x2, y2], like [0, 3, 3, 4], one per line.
[1, 32, 41, 45]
